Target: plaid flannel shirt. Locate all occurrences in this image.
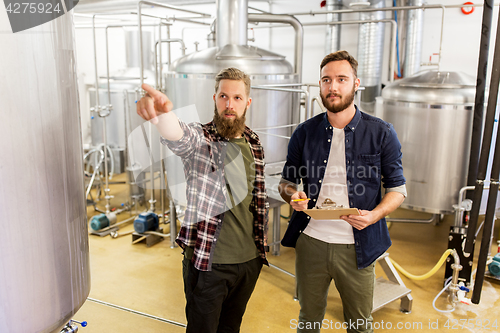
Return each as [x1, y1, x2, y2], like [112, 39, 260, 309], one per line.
[161, 120, 269, 271]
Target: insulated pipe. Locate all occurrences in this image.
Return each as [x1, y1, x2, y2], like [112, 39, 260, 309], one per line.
[470, 5, 500, 304]
[466, 0, 494, 200]
[217, 0, 248, 47]
[248, 13, 303, 83]
[325, 0, 342, 54]
[403, 0, 424, 77]
[357, 0, 385, 111]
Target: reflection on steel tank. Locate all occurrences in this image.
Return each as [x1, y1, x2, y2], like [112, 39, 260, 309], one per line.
[0, 9, 90, 333]
[375, 70, 475, 214]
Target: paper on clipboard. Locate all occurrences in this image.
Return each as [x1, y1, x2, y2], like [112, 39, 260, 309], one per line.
[303, 208, 360, 220]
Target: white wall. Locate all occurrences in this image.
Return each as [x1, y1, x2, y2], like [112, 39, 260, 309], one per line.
[74, 0, 500, 145]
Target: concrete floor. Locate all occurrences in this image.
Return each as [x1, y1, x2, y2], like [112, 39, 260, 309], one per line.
[75, 176, 500, 332]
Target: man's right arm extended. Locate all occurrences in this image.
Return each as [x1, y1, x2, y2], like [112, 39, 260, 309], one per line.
[136, 83, 183, 141]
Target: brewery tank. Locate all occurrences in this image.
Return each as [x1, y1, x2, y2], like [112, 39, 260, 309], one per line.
[0, 10, 90, 333]
[164, 0, 300, 167]
[89, 30, 157, 175]
[375, 70, 475, 213]
[165, 45, 299, 165]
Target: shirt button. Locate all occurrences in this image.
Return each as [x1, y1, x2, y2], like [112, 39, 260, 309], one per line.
[346, 139, 349, 143]
[313, 199, 316, 202]
[319, 180, 322, 183]
[347, 160, 350, 164]
[323, 160, 327, 163]
[352, 127, 355, 130]
[329, 126, 332, 129]
[307, 216, 310, 219]
[328, 139, 331, 142]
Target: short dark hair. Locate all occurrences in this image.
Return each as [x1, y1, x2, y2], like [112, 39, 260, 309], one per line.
[214, 67, 251, 96]
[320, 50, 358, 78]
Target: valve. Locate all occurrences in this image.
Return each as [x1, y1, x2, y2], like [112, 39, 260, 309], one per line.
[60, 319, 87, 333]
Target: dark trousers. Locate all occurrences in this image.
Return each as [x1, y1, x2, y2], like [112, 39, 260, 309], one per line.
[182, 256, 262, 333]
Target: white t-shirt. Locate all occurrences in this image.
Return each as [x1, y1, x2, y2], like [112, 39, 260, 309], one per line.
[303, 127, 355, 244]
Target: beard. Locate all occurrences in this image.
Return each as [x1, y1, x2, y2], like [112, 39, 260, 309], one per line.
[320, 84, 356, 113]
[213, 105, 247, 138]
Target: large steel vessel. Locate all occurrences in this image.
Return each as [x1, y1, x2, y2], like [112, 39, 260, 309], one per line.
[0, 11, 90, 333]
[375, 70, 475, 213]
[164, 0, 300, 167]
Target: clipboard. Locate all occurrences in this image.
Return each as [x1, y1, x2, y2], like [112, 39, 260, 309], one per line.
[304, 208, 360, 220]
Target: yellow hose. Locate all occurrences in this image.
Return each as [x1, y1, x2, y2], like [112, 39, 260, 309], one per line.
[389, 249, 454, 281]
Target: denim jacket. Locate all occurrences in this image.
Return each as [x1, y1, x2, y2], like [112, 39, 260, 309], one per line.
[281, 106, 405, 269]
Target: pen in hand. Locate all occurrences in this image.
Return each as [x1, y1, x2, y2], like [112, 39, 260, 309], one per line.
[291, 198, 311, 202]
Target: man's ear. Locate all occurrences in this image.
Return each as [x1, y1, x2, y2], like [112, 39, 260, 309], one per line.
[213, 94, 216, 102]
[247, 97, 252, 108]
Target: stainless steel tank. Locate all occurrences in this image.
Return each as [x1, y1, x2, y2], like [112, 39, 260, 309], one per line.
[165, 0, 299, 166]
[0, 11, 90, 333]
[375, 70, 475, 213]
[89, 30, 156, 175]
[165, 46, 299, 165]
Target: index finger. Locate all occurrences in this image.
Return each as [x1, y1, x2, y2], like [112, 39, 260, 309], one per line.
[142, 83, 162, 99]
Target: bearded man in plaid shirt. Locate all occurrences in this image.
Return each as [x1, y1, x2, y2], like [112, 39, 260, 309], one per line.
[137, 67, 269, 333]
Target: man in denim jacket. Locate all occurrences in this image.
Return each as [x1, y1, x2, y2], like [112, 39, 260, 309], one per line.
[279, 51, 406, 333]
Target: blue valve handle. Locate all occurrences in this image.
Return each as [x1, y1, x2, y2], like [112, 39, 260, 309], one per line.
[70, 320, 87, 328]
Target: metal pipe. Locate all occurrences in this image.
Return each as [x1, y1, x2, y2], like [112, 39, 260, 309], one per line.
[98, 215, 137, 233]
[137, 1, 209, 87]
[144, 231, 171, 237]
[158, 23, 163, 91]
[466, 0, 494, 203]
[268, 4, 445, 71]
[269, 263, 295, 278]
[448, 249, 462, 306]
[283, 4, 446, 16]
[264, 19, 397, 83]
[357, 0, 385, 108]
[455, 185, 475, 227]
[386, 214, 437, 224]
[470, 6, 500, 304]
[325, 0, 342, 54]
[253, 124, 299, 131]
[404, 0, 425, 77]
[253, 131, 291, 140]
[310, 96, 325, 117]
[248, 13, 303, 82]
[217, 0, 248, 47]
[252, 85, 310, 121]
[87, 298, 186, 328]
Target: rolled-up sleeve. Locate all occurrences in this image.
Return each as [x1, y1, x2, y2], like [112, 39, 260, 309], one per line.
[160, 121, 203, 159]
[380, 124, 406, 189]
